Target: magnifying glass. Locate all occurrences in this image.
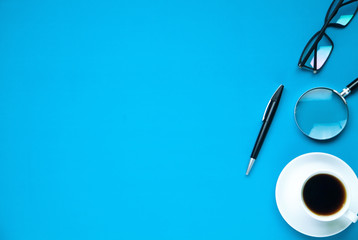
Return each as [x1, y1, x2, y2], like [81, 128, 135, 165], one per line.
[294, 78, 358, 140]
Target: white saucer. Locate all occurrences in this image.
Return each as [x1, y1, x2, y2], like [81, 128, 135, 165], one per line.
[275, 152, 358, 238]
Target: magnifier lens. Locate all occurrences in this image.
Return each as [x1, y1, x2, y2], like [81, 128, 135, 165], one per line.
[295, 88, 348, 140]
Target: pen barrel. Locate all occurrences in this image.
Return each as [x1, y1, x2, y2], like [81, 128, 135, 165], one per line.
[250, 121, 271, 159]
[250, 102, 277, 159]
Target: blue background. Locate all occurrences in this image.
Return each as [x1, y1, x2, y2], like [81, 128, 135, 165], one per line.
[0, 0, 358, 239]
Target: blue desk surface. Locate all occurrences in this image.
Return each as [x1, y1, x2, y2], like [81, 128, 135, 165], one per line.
[1, 0, 358, 239]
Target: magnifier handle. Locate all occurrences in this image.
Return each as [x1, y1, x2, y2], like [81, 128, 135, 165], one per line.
[342, 78, 358, 97]
[347, 78, 358, 93]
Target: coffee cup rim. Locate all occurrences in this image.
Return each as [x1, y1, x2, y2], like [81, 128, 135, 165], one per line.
[300, 170, 351, 222]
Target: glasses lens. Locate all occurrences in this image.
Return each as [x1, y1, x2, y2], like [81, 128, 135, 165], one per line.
[330, 0, 358, 26]
[299, 33, 319, 70]
[311, 34, 333, 70]
[295, 88, 348, 140]
[300, 33, 333, 71]
[325, 0, 342, 23]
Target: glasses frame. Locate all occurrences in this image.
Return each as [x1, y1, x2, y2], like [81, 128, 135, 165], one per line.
[298, 0, 358, 73]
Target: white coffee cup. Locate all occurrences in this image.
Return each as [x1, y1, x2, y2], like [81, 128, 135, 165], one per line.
[300, 170, 358, 223]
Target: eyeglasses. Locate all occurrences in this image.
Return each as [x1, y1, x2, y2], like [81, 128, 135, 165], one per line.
[298, 0, 358, 74]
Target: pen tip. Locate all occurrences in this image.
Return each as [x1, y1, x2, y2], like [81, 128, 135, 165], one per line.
[246, 158, 255, 176]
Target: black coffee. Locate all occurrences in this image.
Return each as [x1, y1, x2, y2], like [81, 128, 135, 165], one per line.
[303, 174, 346, 216]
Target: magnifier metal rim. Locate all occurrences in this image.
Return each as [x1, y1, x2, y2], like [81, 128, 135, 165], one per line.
[294, 87, 349, 140]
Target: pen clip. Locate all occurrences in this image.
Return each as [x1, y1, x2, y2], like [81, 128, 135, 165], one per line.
[262, 99, 271, 122]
